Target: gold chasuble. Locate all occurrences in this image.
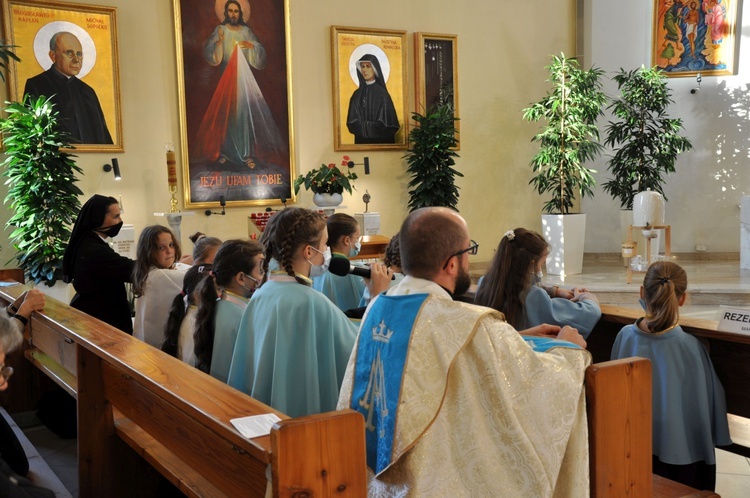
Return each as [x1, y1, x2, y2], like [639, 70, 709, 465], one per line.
[338, 276, 591, 497]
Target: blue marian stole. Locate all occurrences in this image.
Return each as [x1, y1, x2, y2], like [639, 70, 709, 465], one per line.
[350, 293, 428, 474]
[524, 336, 583, 352]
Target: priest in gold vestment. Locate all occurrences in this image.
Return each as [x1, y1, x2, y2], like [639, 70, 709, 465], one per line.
[338, 207, 591, 497]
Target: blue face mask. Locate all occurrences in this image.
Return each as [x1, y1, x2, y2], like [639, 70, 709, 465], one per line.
[349, 240, 362, 258]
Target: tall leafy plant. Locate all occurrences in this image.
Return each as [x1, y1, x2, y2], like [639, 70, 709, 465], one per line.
[523, 54, 607, 214]
[404, 104, 462, 211]
[603, 66, 693, 209]
[0, 41, 20, 81]
[1, 96, 83, 285]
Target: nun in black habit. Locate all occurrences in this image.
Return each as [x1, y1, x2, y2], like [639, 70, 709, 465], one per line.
[62, 194, 135, 333]
[346, 53, 400, 144]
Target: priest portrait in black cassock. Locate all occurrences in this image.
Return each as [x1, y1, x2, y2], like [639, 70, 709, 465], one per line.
[24, 31, 113, 145]
[346, 53, 400, 144]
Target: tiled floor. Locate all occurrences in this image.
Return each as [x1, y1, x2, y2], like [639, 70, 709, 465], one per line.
[22, 424, 78, 498]
[17, 257, 750, 497]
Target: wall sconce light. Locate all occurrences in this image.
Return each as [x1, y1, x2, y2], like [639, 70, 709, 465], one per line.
[690, 73, 702, 94]
[103, 158, 122, 180]
[204, 195, 226, 216]
[347, 156, 370, 174]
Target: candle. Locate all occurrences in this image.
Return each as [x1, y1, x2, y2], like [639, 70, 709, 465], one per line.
[166, 150, 177, 187]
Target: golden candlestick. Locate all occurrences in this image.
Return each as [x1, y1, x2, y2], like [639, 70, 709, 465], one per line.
[169, 185, 178, 213]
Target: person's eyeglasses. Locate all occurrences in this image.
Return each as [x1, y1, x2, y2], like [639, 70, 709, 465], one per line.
[442, 240, 479, 270]
[61, 50, 83, 59]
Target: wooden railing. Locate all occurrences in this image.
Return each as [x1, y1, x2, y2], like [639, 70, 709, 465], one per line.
[0, 282, 719, 497]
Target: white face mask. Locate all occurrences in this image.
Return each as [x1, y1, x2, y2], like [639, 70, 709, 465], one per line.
[349, 240, 362, 258]
[308, 246, 331, 277]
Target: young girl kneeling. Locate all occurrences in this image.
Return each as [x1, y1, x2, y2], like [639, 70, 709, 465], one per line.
[611, 261, 731, 491]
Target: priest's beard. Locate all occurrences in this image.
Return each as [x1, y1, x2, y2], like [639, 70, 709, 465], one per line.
[454, 266, 471, 297]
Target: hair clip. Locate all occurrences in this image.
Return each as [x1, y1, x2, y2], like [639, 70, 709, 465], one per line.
[660, 277, 670, 284]
[504, 230, 515, 241]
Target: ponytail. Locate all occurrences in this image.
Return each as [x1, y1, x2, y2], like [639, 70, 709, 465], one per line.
[161, 264, 212, 359]
[641, 261, 687, 333]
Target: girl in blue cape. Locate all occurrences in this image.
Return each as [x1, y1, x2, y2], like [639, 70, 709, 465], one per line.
[475, 228, 601, 338]
[193, 239, 264, 381]
[611, 261, 731, 491]
[227, 208, 359, 417]
[313, 213, 366, 312]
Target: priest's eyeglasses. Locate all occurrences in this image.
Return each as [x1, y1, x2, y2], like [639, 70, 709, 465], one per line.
[442, 240, 479, 270]
[62, 50, 84, 59]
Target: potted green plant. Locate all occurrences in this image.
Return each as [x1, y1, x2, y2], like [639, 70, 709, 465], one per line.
[1, 95, 83, 286]
[602, 66, 693, 210]
[522, 53, 607, 275]
[404, 103, 461, 211]
[293, 157, 357, 207]
[0, 41, 20, 82]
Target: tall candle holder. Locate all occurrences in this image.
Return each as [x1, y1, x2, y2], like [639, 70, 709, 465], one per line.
[166, 144, 179, 213]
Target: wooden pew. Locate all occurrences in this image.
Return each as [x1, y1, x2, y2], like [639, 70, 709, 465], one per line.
[0, 282, 708, 497]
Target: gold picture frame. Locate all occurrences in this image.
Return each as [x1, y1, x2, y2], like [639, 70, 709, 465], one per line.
[331, 26, 408, 151]
[1, 0, 123, 151]
[174, 0, 295, 209]
[652, 0, 738, 77]
[415, 32, 459, 148]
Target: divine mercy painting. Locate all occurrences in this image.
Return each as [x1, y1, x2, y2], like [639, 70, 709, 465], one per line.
[174, 0, 294, 208]
[652, 0, 738, 77]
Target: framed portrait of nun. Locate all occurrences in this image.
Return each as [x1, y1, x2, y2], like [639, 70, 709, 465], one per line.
[331, 26, 408, 151]
[1, 0, 123, 152]
[174, 0, 295, 209]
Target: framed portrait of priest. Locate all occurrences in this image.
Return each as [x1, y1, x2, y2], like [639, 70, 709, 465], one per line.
[174, 0, 295, 209]
[332, 26, 408, 151]
[1, 0, 123, 152]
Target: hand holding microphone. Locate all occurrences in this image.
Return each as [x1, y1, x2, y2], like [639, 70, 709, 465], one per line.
[328, 257, 395, 280]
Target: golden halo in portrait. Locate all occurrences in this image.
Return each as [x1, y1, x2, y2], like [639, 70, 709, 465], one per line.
[215, 0, 251, 23]
[33, 21, 97, 79]
[348, 44, 391, 86]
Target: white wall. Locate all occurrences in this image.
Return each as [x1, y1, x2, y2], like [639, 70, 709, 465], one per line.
[0, 0, 577, 267]
[582, 0, 750, 253]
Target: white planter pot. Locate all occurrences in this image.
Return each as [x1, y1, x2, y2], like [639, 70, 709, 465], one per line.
[313, 193, 343, 208]
[541, 213, 586, 276]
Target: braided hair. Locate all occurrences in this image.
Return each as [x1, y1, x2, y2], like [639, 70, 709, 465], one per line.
[194, 239, 263, 373]
[161, 264, 212, 358]
[268, 208, 326, 285]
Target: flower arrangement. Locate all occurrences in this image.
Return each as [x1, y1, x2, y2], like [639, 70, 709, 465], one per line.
[293, 156, 358, 195]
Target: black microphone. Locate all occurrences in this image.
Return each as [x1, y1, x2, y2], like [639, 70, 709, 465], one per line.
[328, 257, 395, 280]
